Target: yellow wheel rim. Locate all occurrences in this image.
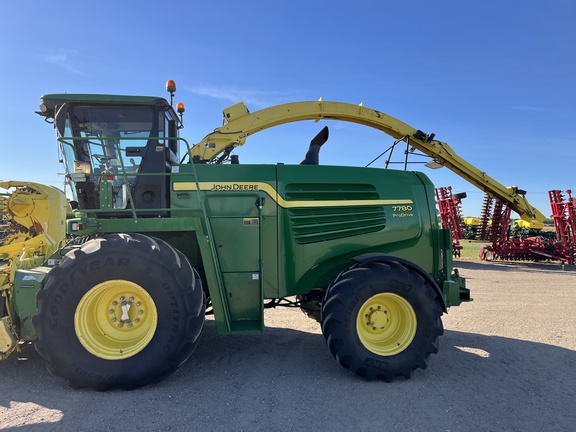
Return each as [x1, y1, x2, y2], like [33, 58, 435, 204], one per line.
[356, 293, 417, 356]
[74, 280, 158, 360]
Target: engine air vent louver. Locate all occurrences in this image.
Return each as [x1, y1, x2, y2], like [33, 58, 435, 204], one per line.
[285, 183, 386, 243]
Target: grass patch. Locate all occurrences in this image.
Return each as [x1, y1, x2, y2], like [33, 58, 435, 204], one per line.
[456, 240, 488, 259]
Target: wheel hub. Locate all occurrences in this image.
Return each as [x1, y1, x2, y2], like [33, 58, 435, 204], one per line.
[108, 295, 145, 328]
[364, 306, 388, 330]
[356, 292, 417, 356]
[75, 280, 158, 360]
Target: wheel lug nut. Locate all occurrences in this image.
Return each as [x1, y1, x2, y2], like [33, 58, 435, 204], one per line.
[112, 301, 118, 306]
[111, 317, 117, 322]
[129, 296, 134, 302]
[118, 323, 123, 328]
[120, 296, 125, 301]
[138, 310, 144, 315]
[127, 323, 133, 328]
[136, 302, 141, 306]
[135, 318, 140, 323]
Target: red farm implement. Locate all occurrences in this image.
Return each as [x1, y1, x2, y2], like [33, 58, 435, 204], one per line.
[479, 191, 575, 265]
[549, 190, 576, 248]
[435, 186, 466, 257]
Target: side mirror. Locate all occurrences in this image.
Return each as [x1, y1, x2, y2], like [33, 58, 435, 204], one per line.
[114, 183, 129, 209]
[54, 103, 67, 138]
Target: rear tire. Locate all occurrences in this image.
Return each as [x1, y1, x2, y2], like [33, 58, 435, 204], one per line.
[32, 233, 205, 390]
[321, 261, 443, 381]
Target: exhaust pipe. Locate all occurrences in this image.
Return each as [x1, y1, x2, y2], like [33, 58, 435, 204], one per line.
[300, 126, 329, 165]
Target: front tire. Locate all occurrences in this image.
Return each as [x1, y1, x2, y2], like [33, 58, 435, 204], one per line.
[321, 261, 443, 382]
[32, 233, 205, 390]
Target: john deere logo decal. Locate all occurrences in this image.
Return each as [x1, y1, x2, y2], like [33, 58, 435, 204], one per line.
[211, 183, 260, 191]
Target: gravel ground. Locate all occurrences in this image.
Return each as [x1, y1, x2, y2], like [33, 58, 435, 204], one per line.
[1, 259, 575, 432]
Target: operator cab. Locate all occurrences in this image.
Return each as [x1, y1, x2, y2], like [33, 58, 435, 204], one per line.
[37, 94, 183, 216]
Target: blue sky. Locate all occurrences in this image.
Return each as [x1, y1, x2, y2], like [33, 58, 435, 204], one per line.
[1, 0, 574, 218]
